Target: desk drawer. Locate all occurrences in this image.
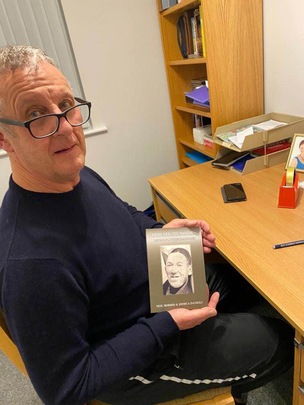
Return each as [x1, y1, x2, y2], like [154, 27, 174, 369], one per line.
[299, 387, 304, 405]
[295, 333, 304, 404]
[153, 192, 182, 223]
[301, 341, 304, 384]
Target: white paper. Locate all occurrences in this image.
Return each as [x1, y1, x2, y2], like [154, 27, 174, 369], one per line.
[228, 126, 254, 148]
[254, 119, 287, 131]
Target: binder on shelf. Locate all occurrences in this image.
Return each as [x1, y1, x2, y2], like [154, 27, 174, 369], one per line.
[185, 85, 210, 108]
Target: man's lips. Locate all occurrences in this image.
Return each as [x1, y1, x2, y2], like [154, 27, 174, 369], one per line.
[54, 144, 76, 154]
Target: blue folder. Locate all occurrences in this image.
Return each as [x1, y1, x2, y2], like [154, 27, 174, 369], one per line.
[185, 86, 210, 107]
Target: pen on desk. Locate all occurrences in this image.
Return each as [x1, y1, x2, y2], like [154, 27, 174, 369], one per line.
[273, 239, 304, 249]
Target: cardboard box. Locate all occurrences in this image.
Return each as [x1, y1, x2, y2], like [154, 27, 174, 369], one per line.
[213, 112, 304, 175]
[193, 125, 212, 144]
[214, 112, 304, 152]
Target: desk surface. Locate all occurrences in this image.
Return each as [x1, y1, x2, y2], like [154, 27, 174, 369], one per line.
[149, 163, 304, 335]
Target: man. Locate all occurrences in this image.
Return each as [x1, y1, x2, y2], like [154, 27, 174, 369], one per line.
[162, 247, 193, 295]
[0, 45, 293, 405]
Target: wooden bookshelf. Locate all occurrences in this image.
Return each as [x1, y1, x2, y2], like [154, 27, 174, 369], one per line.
[156, 0, 264, 168]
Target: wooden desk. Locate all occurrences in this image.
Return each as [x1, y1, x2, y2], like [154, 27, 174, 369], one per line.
[149, 162, 304, 405]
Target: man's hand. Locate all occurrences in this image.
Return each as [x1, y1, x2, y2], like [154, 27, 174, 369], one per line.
[168, 292, 219, 330]
[163, 218, 216, 253]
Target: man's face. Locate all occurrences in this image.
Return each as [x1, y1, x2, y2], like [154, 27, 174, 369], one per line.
[165, 252, 191, 289]
[0, 61, 86, 192]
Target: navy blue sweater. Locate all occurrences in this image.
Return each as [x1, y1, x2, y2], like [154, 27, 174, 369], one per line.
[0, 167, 179, 405]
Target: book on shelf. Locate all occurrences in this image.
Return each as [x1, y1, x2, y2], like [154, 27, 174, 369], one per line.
[191, 77, 207, 90]
[161, 0, 178, 10]
[191, 9, 202, 57]
[193, 114, 211, 128]
[146, 227, 207, 313]
[199, 5, 206, 57]
[177, 8, 203, 58]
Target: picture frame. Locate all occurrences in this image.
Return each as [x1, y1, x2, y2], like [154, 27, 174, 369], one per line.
[285, 133, 304, 172]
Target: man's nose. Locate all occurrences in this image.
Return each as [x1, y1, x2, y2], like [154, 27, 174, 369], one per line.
[54, 116, 74, 136]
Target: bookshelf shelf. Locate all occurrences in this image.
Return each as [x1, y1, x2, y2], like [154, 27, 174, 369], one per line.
[169, 58, 206, 66]
[162, 0, 201, 16]
[176, 105, 211, 118]
[179, 138, 213, 158]
[156, 0, 264, 166]
[182, 156, 197, 167]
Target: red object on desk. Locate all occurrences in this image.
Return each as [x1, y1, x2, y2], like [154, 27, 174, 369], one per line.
[278, 172, 299, 209]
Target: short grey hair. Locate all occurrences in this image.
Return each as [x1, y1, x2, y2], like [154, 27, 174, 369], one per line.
[0, 45, 56, 74]
[0, 45, 56, 115]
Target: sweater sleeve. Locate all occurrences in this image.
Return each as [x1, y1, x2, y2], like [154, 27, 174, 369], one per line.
[2, 258, 179, 405]
[122, 201, 164, 233]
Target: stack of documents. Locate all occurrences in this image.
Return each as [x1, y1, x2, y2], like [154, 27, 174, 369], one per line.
[216, 119, 287, 149]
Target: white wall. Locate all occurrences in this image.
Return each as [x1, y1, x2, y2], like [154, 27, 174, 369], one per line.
[2, 1, 304, 208]
[61, 0, 178, 210]
[264, 0, 304, 115]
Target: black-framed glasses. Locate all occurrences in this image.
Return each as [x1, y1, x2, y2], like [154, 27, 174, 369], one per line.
[0, 97, 91, 139]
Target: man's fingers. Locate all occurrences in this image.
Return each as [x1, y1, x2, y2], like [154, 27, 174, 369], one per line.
[208, 292, 220, 309]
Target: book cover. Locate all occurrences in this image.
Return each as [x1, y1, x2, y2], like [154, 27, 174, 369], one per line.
[146, 227, 207, 313]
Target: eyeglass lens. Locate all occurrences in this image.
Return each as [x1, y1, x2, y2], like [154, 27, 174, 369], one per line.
[30, 104, 90, 138]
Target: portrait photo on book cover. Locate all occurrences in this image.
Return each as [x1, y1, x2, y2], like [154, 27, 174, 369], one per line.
[286, 133, 304, 172]
[161, 245, 194, 296]
[146, 227, 207, 312]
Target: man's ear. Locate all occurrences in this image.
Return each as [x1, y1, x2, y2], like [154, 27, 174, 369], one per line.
[161, 251, 168, 265]
[0, 130, 14, 153]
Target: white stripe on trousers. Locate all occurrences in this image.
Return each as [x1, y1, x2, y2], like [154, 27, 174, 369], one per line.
[129, 373, 257, 385]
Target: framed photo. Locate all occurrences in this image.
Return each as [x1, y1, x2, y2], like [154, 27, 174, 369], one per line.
[285, 133, 304, 172]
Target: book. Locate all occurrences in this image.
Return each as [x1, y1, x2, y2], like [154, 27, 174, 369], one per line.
[199, 5, 206, 57]
[191, 9, 203, 57]
[161, 0, 177, 10]
[146, 227, 207, 313]
[191, 16, 198, 56]
[177, 9, 203, 59]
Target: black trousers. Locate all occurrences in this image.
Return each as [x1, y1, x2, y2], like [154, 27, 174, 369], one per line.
[98, 263, 294, 405]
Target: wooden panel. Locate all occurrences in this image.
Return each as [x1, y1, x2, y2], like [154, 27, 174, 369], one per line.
[298, 389, 304, 405]
[154, 191, 182, 222]
[203, 0, 264, 130]
[88, 390, 234, 405]
[0, 326, 28, 377]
